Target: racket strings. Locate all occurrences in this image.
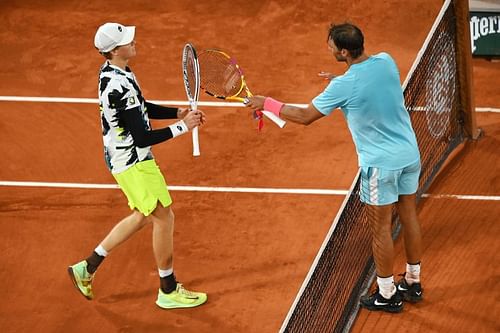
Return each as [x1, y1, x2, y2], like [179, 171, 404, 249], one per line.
[199, 52, 243, 98]
[184, 51, 198, 100]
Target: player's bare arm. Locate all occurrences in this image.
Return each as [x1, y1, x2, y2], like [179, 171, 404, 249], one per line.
[246, 95, 324, 125]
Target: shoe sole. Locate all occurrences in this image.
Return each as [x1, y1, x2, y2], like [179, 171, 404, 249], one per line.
[67, 266, 93, 300]
[402, 294, 423, 303]
[156, 295, 207, 309]
[155, 302, 206, 309]
[360, 303, 403, 313]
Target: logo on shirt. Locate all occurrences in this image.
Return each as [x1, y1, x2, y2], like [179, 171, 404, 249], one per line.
[128, 96, 136, 106]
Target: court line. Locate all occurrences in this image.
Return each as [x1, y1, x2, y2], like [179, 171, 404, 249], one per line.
[0, 181, 499, 200]
[0, 96, 304, 109]
[0, 181, 347, 195]
[1, 96, 498, 200]
[0, 96, 498, 112]
[420, 193, 500, 200]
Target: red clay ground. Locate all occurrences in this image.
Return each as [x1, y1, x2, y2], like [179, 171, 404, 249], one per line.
[0, 1, 499, 332]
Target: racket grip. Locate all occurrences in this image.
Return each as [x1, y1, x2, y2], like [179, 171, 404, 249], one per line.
[262, 110, 286, 128]
[192, 127, 200, 156]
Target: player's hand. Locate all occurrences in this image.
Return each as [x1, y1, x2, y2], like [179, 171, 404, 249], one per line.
[182, 110, 204, 130]
[318, 71, 336, 81]
[177, 107, 189, 119]
[245, 96, 266, 112]
[196, 109, 207, 125]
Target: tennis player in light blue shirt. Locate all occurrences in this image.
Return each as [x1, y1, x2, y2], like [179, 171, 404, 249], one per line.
[246, 23, 424, 314]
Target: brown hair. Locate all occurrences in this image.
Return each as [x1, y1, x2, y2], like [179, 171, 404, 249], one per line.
[101, 51, 113, 59]
[328, 23, 364, 59]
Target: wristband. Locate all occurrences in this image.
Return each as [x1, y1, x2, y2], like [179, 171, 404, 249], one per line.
[263, 97, 284, 117]
[168, 120, 189, 138]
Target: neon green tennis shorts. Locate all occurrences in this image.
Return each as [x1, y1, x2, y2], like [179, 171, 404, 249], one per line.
[113, 159, 172, 216]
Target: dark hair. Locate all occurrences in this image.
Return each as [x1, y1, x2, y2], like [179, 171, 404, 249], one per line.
[101, 51, 113, 60]
[328, 23, 364, 59]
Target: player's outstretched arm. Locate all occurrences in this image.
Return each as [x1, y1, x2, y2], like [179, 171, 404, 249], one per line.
[245, 95, 324, 126]
[122, 107, 203, 148]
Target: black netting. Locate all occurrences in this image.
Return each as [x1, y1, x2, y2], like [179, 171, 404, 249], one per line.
[282, 2, 465, 332]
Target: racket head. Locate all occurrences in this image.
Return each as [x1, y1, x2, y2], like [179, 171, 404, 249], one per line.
[182, 43, 200, 107]
[198, 49, 248, 100]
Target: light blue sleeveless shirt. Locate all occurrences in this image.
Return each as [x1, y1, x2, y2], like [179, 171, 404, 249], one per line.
[312, 53, 420, 169]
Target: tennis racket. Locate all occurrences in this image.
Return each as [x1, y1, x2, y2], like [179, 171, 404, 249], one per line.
[198, 49, 286, 129]
[182, 43, 201, 156]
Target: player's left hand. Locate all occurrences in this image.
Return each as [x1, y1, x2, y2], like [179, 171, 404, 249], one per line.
[318, 71, 336, 81]
[178, 108, 207, 124]
[177, 107, 188, 119]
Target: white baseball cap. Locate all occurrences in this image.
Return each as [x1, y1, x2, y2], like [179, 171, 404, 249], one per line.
[94, 23, 135, 53]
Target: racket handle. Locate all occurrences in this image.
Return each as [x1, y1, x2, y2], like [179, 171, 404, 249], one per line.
[262, 110, 286, 128]
[192, 127, 200, 156]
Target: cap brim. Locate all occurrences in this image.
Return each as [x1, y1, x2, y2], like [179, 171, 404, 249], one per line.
[117, 26, 135, 46]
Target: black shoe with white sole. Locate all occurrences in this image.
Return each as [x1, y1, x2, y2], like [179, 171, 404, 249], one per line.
[360, 288, 403, 313]
[396, 274, 423, 303]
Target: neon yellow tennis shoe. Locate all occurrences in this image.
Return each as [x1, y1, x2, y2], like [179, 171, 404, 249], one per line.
[67, 260, 94, 300]
[156, 283, 207, 309]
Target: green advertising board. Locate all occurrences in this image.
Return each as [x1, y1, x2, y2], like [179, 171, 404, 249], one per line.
[469, 11, 500, 57]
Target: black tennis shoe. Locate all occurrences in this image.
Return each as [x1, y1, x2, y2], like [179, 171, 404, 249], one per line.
[360, 288, 403, 313]
[396, 274, 423, 303]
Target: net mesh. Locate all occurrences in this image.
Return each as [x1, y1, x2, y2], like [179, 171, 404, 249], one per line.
[282, 2, 466, 332]
[199, 50, 244, 98]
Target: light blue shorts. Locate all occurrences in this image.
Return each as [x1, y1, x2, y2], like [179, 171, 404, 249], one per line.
[360, 160, 421, 206]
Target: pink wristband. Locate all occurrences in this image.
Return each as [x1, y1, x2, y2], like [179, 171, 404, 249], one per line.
[264, 97, 284, 117]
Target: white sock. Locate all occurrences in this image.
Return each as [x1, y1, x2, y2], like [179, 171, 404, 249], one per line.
[95, 244, 108, 257]
[377, 275, 396, 299]
[406, 262, 421, 285]
[158, 268, 174, 278]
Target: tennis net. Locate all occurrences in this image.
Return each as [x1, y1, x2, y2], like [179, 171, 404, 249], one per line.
[280, 0, 472, 332]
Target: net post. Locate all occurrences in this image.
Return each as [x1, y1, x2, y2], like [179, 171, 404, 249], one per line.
[452, 0, 480, 139]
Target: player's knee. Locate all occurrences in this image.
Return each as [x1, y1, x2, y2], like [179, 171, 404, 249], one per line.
[131, 210, 149, 228]
[163, 207, 174, 224]
[151, 204, 174, 226]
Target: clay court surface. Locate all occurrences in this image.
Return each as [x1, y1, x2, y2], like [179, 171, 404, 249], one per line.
[0, 1, 498, 332]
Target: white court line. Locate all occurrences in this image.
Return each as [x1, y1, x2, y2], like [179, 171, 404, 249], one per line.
[421, 193, 500, 201]
[0, 181, 347, 196]
[0, 95, 239, 107]
[0, 95, 498, 200]
[0, 96, 306, 108]
[0, 181, 499, 200]
[0, 96, 497, 112]
[475, 107, 500, 113]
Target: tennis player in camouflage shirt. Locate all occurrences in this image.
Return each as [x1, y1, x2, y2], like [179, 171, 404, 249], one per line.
[68, 22, 207, 309]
